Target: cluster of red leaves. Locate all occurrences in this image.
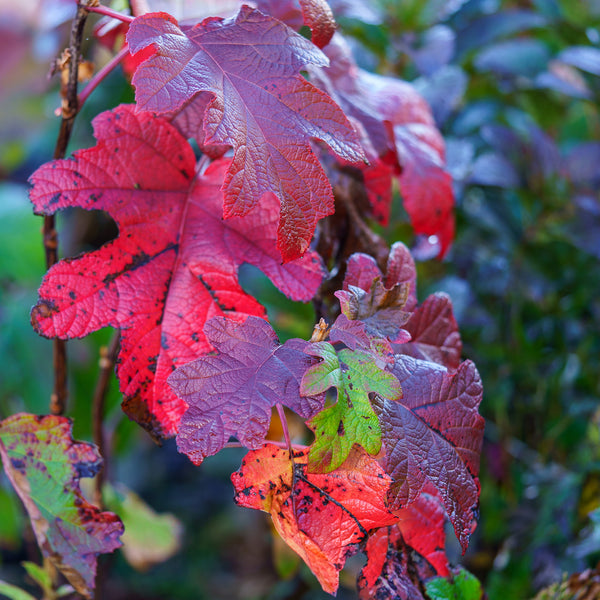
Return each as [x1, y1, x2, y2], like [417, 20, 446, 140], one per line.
[171, 244, 483, 596]
[23, 1, 476, 598]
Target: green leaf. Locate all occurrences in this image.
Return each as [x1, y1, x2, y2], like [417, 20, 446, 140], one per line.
[56, 585, 76, 598]
[103, 483, 182, 572]
[0, 483, 23, 549]
[302, 344, 402, 472]
[0, 414, 123, 599]
[21, 562, 51, 595]
[0, 580, 36, 600]
[425, 567, 483, 600]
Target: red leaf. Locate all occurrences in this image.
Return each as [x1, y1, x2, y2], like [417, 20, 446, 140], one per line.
[364, 73, 455, 257]
[310, 35, 455, 257]
[255, 0, 336, 48]
[330, 245, 416, 360]
[0, 414, 123, 599]
[127, 6, 365, 261]
[374, 356, 484, 551]
[398, 292, 462, 370]
[232, 444, 397, 594]
[298, 0, 336, 48]
[358, 489, 448, 600]
[169, 316, 325, 464]
[343, 244, 417, 310]
[29, 105, 323, 438]
[362, 157, 395, 226]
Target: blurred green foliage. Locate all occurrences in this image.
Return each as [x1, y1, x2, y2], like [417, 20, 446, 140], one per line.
[1, 0, 600, 598]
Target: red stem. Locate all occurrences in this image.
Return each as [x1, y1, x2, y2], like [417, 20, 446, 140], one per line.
[276, 403, 293, 456]
[224, 441, 307, 451]
[78, 45, 130, 108]
[85, 4, 134, 23]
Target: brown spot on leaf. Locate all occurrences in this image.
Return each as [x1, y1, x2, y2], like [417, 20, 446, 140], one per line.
[121, 395, 166, 444]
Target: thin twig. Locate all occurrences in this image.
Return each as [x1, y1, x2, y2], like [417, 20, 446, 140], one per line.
[92, 332, 120, 509]
[46, 1, 95, 415]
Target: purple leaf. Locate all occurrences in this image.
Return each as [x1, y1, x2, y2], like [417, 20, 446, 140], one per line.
[375, 355, 484, 551]
[127, 6, 365, 261]
[397, 292, 462, 370]
[469, 152, 520, 188]
[170, 316, 325, 464]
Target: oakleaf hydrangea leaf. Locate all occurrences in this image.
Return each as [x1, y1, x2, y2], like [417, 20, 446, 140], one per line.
[330, 245, 415, 362]
[0, 414, 123, 600]
[169, 316, 325, 464]
[29, 105, 323, 438]
[255, 0, 336, 49]
[398, 292, 462, 370]
[301, 342, 402, 473]
[374, 355, 484, 551]
[358, 489, 449, 600]
[232, 444, 397, 595]
[342, 245, 417, 311]
[310, 34, 455, 256]
[127, 6, 365, 261]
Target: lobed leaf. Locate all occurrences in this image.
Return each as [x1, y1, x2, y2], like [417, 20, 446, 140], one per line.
[358, 488, 449, 600]
[255, 0, 336, 49]
[302, 343, 402, 472]
[232, 444, 397, 595]
[127, 6, 365, 261]
[397, 292, 462, 370]
[0, 414, 123, 599]
[310, 35, 455, 256]
[330, 245, 416, 361]
[29, 105, 323, 438]
[342, 244, 417, 309]
[170, 316, 325, 464]
[374, 355, 484, 551]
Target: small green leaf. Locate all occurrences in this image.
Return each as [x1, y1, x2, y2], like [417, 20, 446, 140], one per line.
[300, 342, 341, 396]
[103, 482, 182, 572]
[21, 562, 51, 594]
[56, 585, 76, 598]
[425, 567, 483, 600]
[0, 580, 36, 600]
[0, 483, 23, 549]
[303, 345, 402, 472]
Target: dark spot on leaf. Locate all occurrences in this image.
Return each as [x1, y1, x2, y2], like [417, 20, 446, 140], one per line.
[121, 395, 165, 444]
[9, 458, 26, 472]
